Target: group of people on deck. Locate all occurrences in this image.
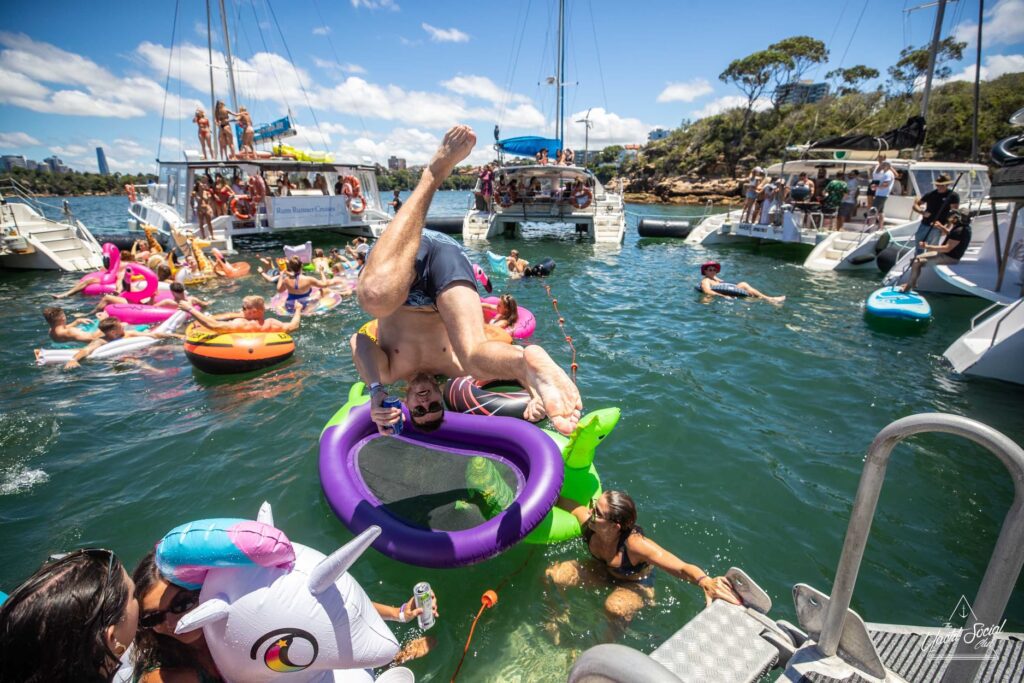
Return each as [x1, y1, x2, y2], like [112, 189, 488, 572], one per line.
[192, 100, 255, 161]
[534, 147, 576, 165]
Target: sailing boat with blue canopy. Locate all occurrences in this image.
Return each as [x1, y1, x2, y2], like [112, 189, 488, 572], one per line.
[462, 0, 625, 244]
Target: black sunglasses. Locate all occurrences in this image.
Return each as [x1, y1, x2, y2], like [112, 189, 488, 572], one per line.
[139, 588, 200, 629]
[410, 401, 443, 418]
[588, 500, 607, 521]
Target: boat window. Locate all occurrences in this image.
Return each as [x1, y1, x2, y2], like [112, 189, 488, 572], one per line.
[912, 169, 990, 202]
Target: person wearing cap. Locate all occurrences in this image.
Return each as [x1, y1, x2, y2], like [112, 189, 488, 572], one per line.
[901, 209, 972, 293]
[837, 170, 861, 230]
[912, 173, 960, 250]
[870, 160, 895, 227]
[698, 261, 785, 304]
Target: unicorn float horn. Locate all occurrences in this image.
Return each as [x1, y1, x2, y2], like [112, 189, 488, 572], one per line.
[175, 597, 230, 635]
[308, 526, 382, 596]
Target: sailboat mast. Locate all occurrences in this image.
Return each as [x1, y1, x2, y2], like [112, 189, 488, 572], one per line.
[971, 0, 984, 162]
[206, 0, 216, 114]
[556, 0, 565, 146]
[218, 0, 240, 113]
[915, 0, 948, 160]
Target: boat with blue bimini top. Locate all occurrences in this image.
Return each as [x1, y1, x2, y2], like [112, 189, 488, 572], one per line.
[463, 155, 625, 244]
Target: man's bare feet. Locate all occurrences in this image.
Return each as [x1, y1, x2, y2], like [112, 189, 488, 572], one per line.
[768, 296, 786, 305]
[428, 125, 477, 182]
[393, 635, 436, 665]
[523, 396, 546, 422]
[522, 345, 581, 435]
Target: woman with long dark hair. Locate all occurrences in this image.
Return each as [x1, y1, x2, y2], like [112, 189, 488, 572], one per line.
[0, 548, 139, 683]
[131, 551, 222, 682]
[547, 490, 740, 624]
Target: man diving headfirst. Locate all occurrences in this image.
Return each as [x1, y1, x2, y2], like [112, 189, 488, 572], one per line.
[351, 124, 582, 436]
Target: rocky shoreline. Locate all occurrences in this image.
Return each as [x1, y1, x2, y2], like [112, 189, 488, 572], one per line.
[620, 176, 744, 206]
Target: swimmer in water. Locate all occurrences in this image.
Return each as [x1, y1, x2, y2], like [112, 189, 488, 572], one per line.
[699, 261, 785, 304]
[43, 306, 99, 343]
[62, 317, 180, 371]
[482, 293, 519, 330]
[179, 295, 302, 334]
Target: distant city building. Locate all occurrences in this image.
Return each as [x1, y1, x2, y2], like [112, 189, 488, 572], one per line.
[575, 150, 599, 165]
[43, 156, 70, 174]
[1, 154, 27, 171]
[617, 144, 642, 164]
[648, 128, 670, 142]
[388, 155, 407, 171]
[775, 80, 829, 105]
[96, 147, 110, 175]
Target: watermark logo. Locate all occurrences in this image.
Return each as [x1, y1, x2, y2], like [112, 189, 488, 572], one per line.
[920, 595, 1006, 661]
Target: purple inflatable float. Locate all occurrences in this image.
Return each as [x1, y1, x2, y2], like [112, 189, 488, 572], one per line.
[319, 384, 564, 568]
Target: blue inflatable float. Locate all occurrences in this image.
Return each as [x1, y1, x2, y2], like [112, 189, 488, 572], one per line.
[865, 286, 932, 321]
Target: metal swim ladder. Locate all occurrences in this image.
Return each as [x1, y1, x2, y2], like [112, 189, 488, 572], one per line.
[567, 413, 1024, 683]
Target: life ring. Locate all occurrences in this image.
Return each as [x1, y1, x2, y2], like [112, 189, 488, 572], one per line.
[125, 184, 136, 202]
[497, 192, 515, 208]
[694, 283, 751, 297]
[183, 323, 295, 374]
[346, 195, 366, 215]
[443, 377, 539, 421]
[572, 187, 593, 210]
[341, 175, 361, 197]
[231, 195, 254, 220]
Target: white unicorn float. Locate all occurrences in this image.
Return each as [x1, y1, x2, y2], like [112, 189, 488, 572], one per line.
[149, 502, 413, 683]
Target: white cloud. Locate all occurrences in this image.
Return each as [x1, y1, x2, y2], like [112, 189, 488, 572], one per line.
[0, 131, 40, 148]
[422, 23, 470, 43]
[49, 137, 155, 173]
[312, 57, 367, 76]
[0, 32, 201, 119]
[332, 126, 493, 166]
[941, 53, 1024, 84]
[657, 78, 714, 103]
[690, 95, 770, 119]
[312, 26, 331, 36]
[160, 136, 184, 151]
[351, 0, 399, 10]
[441, 75, 531, 105]
[562, 107, 655, 148]
[953, 0, 1024, 48]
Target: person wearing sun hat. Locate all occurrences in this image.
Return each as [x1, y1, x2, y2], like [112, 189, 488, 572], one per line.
[912, 172, 960, 250]
[698, 260, 785, 303]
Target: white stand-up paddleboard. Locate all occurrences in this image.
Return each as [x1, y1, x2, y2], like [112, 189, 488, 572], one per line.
[865, 286, 932, 321]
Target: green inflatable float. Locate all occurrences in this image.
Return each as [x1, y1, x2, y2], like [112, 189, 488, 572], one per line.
[322, 382, 618, 545]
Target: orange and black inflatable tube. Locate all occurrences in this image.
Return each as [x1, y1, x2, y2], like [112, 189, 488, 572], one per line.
[183, 323, 294, 374]
[443, 376, 538, 421]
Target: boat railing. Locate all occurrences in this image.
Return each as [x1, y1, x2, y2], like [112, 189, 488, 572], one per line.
[817, 412, 1024, 683]
[0, 178, 95, 244]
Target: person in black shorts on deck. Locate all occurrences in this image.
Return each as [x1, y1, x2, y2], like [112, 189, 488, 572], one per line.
[901, 208, 972, 293]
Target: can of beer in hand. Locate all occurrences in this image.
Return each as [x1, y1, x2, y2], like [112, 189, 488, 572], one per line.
[381, 396, 404, 436]
[413, 581, 434, 630]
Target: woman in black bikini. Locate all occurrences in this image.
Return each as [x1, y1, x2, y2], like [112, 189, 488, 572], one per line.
[546, 490, 740, 623]
[213, 100, 237, 160]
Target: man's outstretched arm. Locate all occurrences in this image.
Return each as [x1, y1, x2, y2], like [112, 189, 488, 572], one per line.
[358, 125, 477, 318]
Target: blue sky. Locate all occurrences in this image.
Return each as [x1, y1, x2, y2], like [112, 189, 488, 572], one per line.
[1, 0, 1021, 173]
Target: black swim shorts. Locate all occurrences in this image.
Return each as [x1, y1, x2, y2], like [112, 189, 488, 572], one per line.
[403, 229, 477, 307]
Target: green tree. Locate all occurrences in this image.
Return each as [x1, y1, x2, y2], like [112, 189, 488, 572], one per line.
[825, 65, 881, 95]
[886, 37, 966, 97]
[719, 49, 787, 171]
[768, 36, 829, 104]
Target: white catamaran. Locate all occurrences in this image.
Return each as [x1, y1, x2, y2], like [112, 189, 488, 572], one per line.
[126, 0, 390, 253]
[462, 0, 626, 245]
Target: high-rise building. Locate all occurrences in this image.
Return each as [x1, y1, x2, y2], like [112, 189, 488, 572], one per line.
[96, 147, 110, 175]
[1, 155, 27, 171]
[775, 81, 829, 105]
[388, 155, 407, 171]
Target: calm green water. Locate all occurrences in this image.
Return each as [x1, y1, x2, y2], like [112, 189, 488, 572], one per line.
[1, 193, 1022, 681]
